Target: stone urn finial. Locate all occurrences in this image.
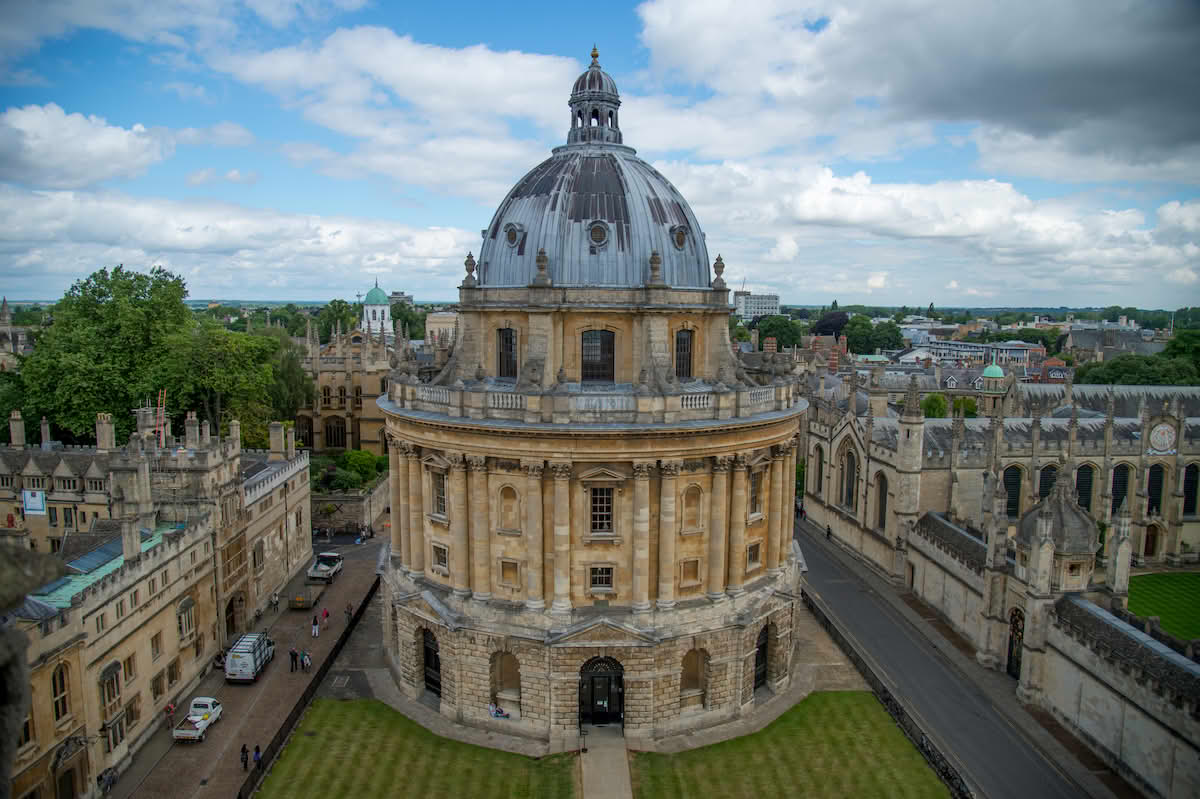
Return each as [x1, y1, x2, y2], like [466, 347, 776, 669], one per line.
[531, 247, 552, 287]
[462, 252, 477, 287]
[712, 254, 726, 289]
[647, 250, 665, 286]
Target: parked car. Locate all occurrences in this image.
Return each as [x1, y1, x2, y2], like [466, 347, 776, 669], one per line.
[172, 697, 222, 742]
[306, 551, 344, 583]
[224, 632, 276, 682]
[288, 580, 326, 609]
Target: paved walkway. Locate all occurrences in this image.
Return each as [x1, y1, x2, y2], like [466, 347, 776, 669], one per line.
[580, 725, 632, 799]
[796, 517, 1132, 799]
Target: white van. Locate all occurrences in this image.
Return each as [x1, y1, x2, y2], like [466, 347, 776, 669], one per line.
[224, 633, 276, 683]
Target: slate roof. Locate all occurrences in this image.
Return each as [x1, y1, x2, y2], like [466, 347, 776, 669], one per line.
[58, 519, 122, 561]
[1016, 475, 1097, 555]
[1016, 384, 1200, 417]
[913, 512, 986, 573]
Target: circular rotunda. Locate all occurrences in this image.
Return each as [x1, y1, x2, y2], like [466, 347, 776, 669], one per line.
[379, 48, 808, 741]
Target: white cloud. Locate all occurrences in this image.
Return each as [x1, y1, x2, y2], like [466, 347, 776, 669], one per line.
[866, 272, 888, 291]
[0, 103, 172, 188]
[0, 185, 474, 299]
[945, 280, 959, 290]
[164, 81, 211, 102]
[1166, 268, 1197, 285]
[176, 121, 255, 147]
[187, 168, 259, 185]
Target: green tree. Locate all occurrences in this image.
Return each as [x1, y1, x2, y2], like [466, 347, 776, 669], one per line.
[756, 315, 803, 350]
[842, 314, 875, 354]
[921, 393, 948, 418]
[317, 299, 358, 344]
[795, 458, 806, 492]
[811, 311, 849, 338]
[1075, 354, 1199, 386]
[952, 396, 978, 417]
[871, 320, 904, 352]
[255, 328, 315, 423]
[391, 303, 427, 339]
[14, 266, 191, 442]
[338, 450, 378, 484]
[731, 324, 751, 343]
[1163, 330, 1200, 372]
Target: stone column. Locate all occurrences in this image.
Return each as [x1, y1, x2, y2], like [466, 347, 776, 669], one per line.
[523, 462, 545, 610]
[657, 461, 680, 609]
[390, 437, 409, 567]
[406, 447, 424, 576]
[632, 462, 653, 612]
[727, 455, 748, 596]
[550, 462, 573, 613]
[706, 457, 730, 599]
[786, 438, 799, 561]
[767, 447, 785, 574]
[468, 456, 491, 600]
[449, 455, 470, 597]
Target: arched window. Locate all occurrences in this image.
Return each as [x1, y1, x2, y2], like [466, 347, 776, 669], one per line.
[1111, 464, 1131, 513]
[372, 309, 377, 321]
[1075, 465, 1094, 511]
[608, 110, 614, 128]
[1184, 464, 1199, 516]
[354, 386, 363, 408]
[581, 330, 615, 383]
[680, 648, 708, 709]
[840, 450, 857, 509]
[1039, 465, 1057, 499]
[325, 417, 346, 449]
[1147, 464, 1165, 515]
[590, 108, 599, 126]
[675, 329, 694, 380]
[683, 485, 702, 530]
[490, 652, 521, 704]
[380, 377, 388, 394]
[1004, 466, 1022, 519]
[295, 416, 312, 447]
[497, 328, 517, 379]
[338, 386, 347, 407]
[875, 473, 888, 531]
[52, 663, 70, 721]
[499, 486, 519, 531]
[322, 386, 331, 408]
[813, 446, 824, 498]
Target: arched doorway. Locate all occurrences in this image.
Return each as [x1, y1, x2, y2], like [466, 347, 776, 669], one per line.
[1144, 525, 1160, 558]
[224, 593, 245, 640]
[754, 625, 769, 690]
[1007, 608, 1024, 679]
[422, 629, 442, 696]
[579, 656, 623, 726]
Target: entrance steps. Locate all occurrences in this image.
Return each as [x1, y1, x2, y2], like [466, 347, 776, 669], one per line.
[580, 725, 633, 799]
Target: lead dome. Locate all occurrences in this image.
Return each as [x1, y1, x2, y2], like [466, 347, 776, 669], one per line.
[476, 47, 711, 289]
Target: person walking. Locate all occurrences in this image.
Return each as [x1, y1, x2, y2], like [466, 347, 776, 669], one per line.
[240, 744, 249, 771]
[289, 646, 298, 672]
[826, 524, 832, 541]
[344, 602, 353, 625]
[311, 615, 319, 638]
[303, 651, 312, 671]
[321, 607, 329, 629]
[253, 745, 262, 770]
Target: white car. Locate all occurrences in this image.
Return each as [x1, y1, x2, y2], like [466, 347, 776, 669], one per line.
[306, 551, 344, 583]
[172, 697, 223, 742]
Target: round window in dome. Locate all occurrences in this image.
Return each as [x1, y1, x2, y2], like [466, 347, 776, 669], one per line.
[590, 223, 608, 246]
[671, 225, 689, 250]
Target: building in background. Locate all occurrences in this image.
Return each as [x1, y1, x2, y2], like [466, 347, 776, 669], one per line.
[360, 280, 392, 337]
[733, 291, 780, 322]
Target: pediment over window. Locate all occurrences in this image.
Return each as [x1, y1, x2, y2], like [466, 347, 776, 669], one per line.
[421, 452, 452, 472]
[577, 466, 625, 483]
[546, 617, 659, 647]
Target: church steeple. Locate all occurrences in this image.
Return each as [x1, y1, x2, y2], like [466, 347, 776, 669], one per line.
[567, 46, 622, 145]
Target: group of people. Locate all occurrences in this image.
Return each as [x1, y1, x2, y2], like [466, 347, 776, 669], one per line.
[240, 744, 262, 771]
[288, 646, 313, 672]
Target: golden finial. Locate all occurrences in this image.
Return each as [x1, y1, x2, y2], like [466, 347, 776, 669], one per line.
[591, 45, 599, 63]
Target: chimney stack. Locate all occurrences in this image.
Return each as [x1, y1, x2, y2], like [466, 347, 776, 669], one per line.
[96, 413, 116, 452]
[40, 416, 51, 449]
[228, 420, 241, 453]
[9, 410, 24, 447]
[185, 411, 200, 449]
[200, 420, 211, 447]
[268, 422, 285, 461]
[286, 427, 296, 460]
[120, 518, 141, 564]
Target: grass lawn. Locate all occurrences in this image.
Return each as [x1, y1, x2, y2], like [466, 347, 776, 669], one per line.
[257, 699, 577, 799]
[1128, 572, 1200, 639]
[630, 692, 947, 799]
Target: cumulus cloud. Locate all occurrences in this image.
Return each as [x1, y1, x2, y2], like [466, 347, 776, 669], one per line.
[0, 103, 172, 188]
[187, 168, 259, 185]
[0, 185, 474, 299]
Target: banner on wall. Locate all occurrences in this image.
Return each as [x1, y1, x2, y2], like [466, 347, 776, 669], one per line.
[22, 490, 46, 515]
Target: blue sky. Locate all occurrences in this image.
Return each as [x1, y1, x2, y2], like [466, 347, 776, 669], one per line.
[1, 0, 1197, 308]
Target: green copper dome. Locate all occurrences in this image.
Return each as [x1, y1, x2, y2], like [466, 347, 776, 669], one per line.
[982, 362, 1004, 378]
[364, 285, 389, 305]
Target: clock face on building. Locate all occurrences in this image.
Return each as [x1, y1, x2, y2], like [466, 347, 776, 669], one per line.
[1149, 423, 1176, 453]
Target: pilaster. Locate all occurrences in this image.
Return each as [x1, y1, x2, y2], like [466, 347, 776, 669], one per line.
[550, 462, 573, 614]
[727, 455, 748, 596]
[632, 461, 653, 612]
[406, 448, 424, 576]
[707, 457, 730, 599]
[449, 454, 470, 597]
[468, 455, 491, 600]
[657, 461, 680, 609]
[767, 448, 785, 574]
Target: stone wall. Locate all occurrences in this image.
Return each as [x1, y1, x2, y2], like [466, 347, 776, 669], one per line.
[313, 474, 390, 531]
[906, 532, 985, 648]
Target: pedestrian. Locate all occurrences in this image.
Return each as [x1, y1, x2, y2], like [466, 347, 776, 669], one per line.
[253, 745, 262, 770]
[240, 744, 249, 771]
[322, 607, 329, 629]
[312, 615, 319, 638]
[289, 647, 298, 672]
[826, 523, 832, 541]
[344, 602, 353, 625]
[303, 651, 311, 671]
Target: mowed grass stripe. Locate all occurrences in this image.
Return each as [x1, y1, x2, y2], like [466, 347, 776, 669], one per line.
[630, 692, 947, 799]
[1129, 573, 1200, 640]
[257, 699, 576, 799]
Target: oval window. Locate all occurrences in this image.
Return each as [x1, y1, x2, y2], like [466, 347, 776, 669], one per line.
[674, 228, 687, 249]
[590, 224, 607, 245]
[506, 228, 517, 245]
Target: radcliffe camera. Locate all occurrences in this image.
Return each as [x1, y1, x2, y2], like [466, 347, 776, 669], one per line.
[1, 3, 1198, 799]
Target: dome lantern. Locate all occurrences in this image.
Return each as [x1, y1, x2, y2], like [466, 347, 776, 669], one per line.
[567, 46, 622, 145]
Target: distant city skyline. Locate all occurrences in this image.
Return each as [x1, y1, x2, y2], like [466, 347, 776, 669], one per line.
[0, 1, 1197, 306]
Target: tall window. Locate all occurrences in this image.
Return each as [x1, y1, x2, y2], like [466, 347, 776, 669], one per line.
[1184, 464, 1199, 516]
[675, 330, 693, 380]
[581, 330, 615, 382]
[1111, 464, 1130, 513]
[433, 472, 447, 516]
[590, 487, 614, 534]
[1075, 465, 1094, 511]
[1039, 465, 1057, 499]
[325, 417, 346, 448]
[354, 386, 363, 408]
[52, 664, 70, 721]
[750, 472, 763, 515]
[498, 329, 517, 379]
[876, 474, 888, 531]
[841, 451, 857, 509]
[1004, 466, 1022, 519]
[813, 446, 824, 498]
[101, 672, 121, 719]
[322, 386, 331, 407]
[1147, 464, 1165, 515]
